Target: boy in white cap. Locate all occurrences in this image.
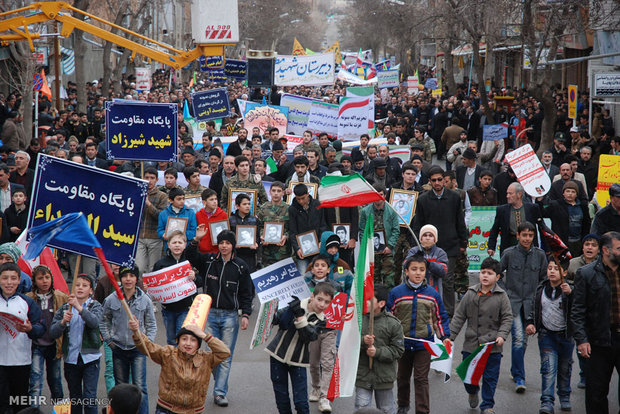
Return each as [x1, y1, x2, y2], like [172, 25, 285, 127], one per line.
[405, 224, 449, 297]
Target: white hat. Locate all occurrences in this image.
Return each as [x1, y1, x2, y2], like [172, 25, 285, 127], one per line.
[570, 126, 579, 133]
[419, 224, 438, 243]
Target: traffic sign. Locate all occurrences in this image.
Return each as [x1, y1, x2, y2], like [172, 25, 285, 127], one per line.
[568, 84, 577, 119]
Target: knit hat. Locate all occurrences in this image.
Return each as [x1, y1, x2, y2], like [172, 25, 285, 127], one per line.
[462, 147, 477, 160]
[325, 234, 341, 249]
[562, 181, 579, 194]
[75, 273, 95, 289]
[582, 233, 600, 244]
[120, 266, 140, 278]
[0, 242, 20, 263]
[332, 140, 342, 151]
[272, 141, 284, 151]
[217, 230, 236, 248]
[610, 183, 620, 198]
[176, 327, 203, 347]
[419, 224, 438, 243]
[340, 154, 353, 163]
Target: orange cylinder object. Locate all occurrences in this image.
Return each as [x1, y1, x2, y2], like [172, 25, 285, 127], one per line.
[182, 294, 212, 331]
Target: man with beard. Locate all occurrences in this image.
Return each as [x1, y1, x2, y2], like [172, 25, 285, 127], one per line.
[571, 231, 620, 413]
[548, 163, 588, 204]
[226, 128, 249, 157]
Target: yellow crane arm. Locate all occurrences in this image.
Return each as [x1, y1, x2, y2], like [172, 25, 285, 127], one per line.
[0, 1, 230, 69]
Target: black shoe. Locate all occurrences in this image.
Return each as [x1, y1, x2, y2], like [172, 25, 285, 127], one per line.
[214, 395, 228, 407]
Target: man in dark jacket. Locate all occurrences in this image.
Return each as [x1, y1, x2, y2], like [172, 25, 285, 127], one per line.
[455, 148, 481, 190]
[413, 166, 468, 316]
[591, 183, 620, 236]
[288, 184, 327, 275]
[186, 228, 254, 407]
[571, 231, 620, 414]
[488, 182, 542, 256]
[225, 128, 250, 157]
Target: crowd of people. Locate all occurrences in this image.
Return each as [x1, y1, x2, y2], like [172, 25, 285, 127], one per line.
[0, 68, 619, 414]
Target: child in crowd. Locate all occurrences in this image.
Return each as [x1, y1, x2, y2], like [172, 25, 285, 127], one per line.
[4, 188, 28, 242]
[228, 193, 259, 272]
[526, 260, 574, 413]
[0, 262, 45, 414]
[406, 224, 448, 296]
[388, 253, 450, 414]
[266, 282, 335, 414]
[257, 181, 290, 267]
[129, 319, 230, 414]
[157, 187, 197, 250]
[500, 221, 547, 393]
[195, 188, 228, 254]
[100, 266, 157, 414]
[303, 253, 351, 412]
[449, 257, 513, 414]
[355, 284, 405, 413]
[50, 273, 103, 414]
[26, 265, 69, 408]
[152, 230, 200, 345]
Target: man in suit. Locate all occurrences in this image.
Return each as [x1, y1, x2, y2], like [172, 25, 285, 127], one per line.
[0, 163, 24, 212]
[455, 147, 481, 190]
[548, 162, 588, 204]
[83, 142, 108, 169]
[541, 150, 559, 179]
[488, 182, 542, 257]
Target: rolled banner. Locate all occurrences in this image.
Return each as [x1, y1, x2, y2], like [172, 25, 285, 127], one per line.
[182, 294, 212, 331]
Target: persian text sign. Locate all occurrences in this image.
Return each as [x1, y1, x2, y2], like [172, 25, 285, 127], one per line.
[135, 68, 151, 91]
[596, 154, 620, 207]
[28, 155, 147, 266]
[377, 70, 399, 89]
[142, 261, 196, 304]
[242, 102, 289, 135]
[105, 101, 178, 162]
[251, 258, 311, 308]
[505, 144, 551, 197]
[274, 53, 335, 86]
[307, 101, 338, 137]
[482, 124, 508, 141]
[191, 88, 231, 121]
[468, 207, 501, 271]
[338, 96, 371, 141]
[250, 298, 279, 350]
[224, 59, 247, 80]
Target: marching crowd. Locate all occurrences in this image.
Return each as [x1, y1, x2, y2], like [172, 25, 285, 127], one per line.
[0, 70, 619, 414]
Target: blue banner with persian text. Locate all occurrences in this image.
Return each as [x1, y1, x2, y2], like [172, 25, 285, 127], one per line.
[224, 59, 247, 80]
[105, 101, 178, 162]
[191, 88, 232, 122]
[27, 155, 148, 266]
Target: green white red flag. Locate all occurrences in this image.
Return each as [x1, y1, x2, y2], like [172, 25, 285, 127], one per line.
[317, 173, 383, 208]
[406, 336, 453, 382]
[456, 341, 496, 385]
[327, 213, 374, 400]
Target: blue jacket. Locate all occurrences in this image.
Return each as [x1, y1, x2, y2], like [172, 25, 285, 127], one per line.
[157, 205, 197, 249]
[387, 281, 450, 351]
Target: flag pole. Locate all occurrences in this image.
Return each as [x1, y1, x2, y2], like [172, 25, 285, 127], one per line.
[368, 297, 375, 369]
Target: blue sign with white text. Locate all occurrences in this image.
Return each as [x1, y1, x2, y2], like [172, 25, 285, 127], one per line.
[27, 155, 148, 266]
[191, 88, 232, 122]
[105, 101, 178, 162]
[224, 59, 247, 80]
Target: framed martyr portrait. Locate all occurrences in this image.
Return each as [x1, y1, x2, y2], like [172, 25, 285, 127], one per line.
[389, 189, 418, 227]
[287, 182, 318, 205]
[296, 230, 319, 258]
[209, 220, 230, 245]
[228, 188, 258, 216]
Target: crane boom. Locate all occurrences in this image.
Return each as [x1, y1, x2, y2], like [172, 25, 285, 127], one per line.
[0, 2, 231, 69]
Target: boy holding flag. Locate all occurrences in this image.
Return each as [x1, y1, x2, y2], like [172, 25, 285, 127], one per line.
[449, 257, 513, 414]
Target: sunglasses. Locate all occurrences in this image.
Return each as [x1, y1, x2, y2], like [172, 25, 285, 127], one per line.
[430, 178, 443, 182]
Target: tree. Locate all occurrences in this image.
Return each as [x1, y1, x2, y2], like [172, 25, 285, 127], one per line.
[73, 0, 90, 113]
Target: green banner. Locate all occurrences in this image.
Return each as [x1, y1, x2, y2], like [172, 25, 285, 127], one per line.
[467, 207, 501, 271]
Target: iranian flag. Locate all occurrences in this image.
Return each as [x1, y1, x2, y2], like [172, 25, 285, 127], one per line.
[328, 214, 374, 400]
[317, 173, 383, 208]
[456, 342, 496, 385]
[406, 336, 453, 382]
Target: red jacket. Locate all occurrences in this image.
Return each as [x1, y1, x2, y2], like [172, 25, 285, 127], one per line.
[196, 207, 229, 253]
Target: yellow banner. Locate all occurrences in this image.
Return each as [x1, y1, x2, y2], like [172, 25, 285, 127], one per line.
[432, 88, 442, 97]
[323, 41, 342, 64]
[292, 37, 306, 56]
[596, 154, 620, 207]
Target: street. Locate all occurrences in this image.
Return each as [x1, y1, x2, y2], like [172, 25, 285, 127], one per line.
[38, 296, 618, 414]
